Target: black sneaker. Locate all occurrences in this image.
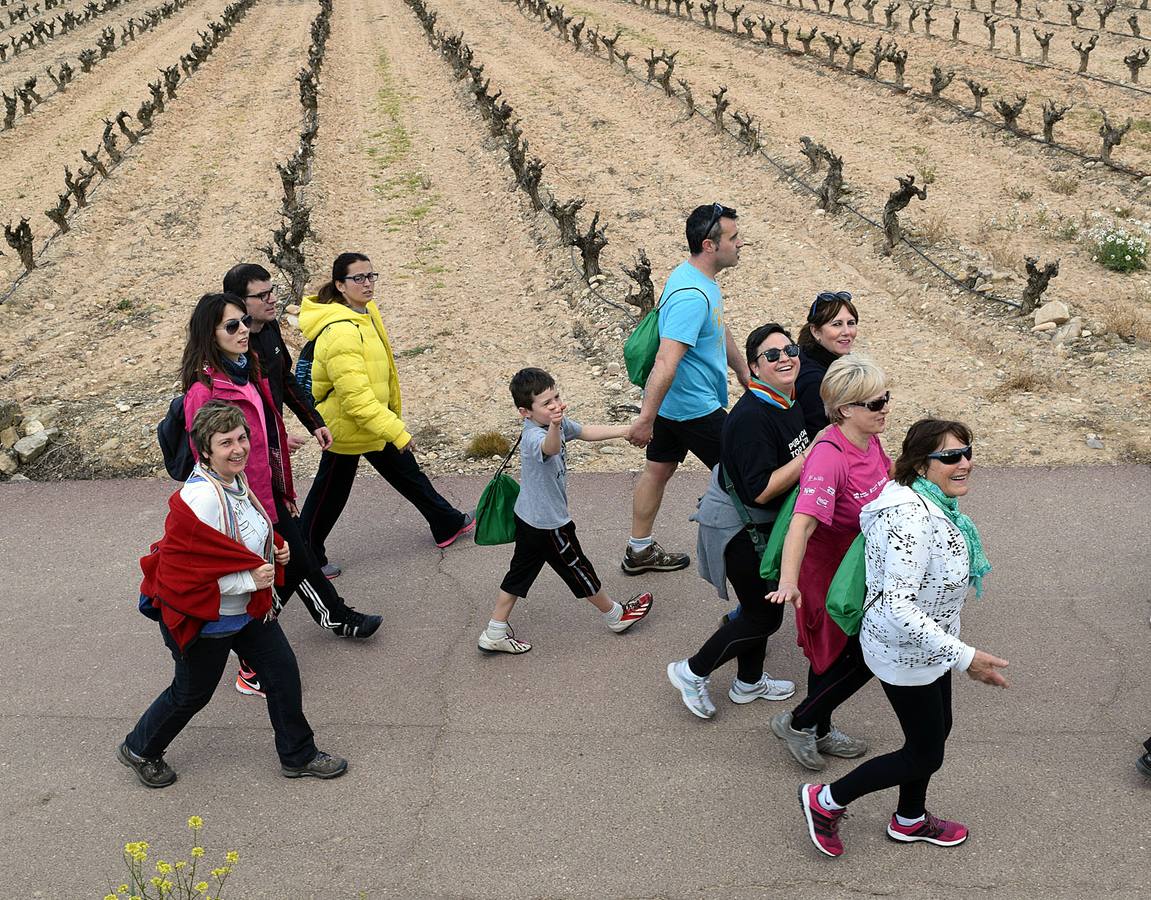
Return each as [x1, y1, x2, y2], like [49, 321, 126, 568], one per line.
[282, 750, 348, 779]
[334, 611, 382, 639]
[117, 741, 177, 788]
[621, 541, 690, 575]
[1138, 752, 1151, 779]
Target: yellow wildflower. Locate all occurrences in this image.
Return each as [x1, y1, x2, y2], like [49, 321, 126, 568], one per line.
[161, 881, 174, 891]
[188, 815, 204, 830]
[191, 846, 205, 858]
[195, 882, 209, 893]
[210, 868, 226, 878]
[150, 876, 163, 887]
[225, 850, 239, 864]
[104, 894, 118, 900]
[119, 886, 130, 894]
[156, 860, 173, 874]
[175, 861, 187, 869]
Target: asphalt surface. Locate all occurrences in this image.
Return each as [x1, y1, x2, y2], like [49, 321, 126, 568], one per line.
[2, 467, 1149, 899]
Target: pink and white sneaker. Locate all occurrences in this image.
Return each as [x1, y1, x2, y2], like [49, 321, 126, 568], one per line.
[886, 812, 968, 846]
[799, 783, 846, 857]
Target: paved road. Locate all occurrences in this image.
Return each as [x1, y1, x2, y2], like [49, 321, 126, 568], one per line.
[2, 467, 1149, 898]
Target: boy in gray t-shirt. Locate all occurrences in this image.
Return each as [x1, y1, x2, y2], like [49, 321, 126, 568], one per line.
[478, 368, 655, 654]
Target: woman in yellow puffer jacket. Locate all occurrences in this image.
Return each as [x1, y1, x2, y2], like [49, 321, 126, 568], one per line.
[298, 253, 473, 576]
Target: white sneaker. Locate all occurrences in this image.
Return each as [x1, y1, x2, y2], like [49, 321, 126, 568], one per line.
[667, 659, 716, 719]
[478, 627, 532, 654]
[728, 673, 796, 704]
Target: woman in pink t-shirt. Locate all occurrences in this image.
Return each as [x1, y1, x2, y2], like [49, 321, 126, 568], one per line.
[767, 356, 891, 772]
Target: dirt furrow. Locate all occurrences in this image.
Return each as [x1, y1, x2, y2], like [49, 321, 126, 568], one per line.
[496, 0, 1151, 348]
[0, 0, 235, 241]
[293, 0, 622, 478]
[423, 0, 1150, 464]
[0, 0, 315, 475]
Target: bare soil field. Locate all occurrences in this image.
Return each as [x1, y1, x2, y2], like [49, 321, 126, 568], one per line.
[0, 0, 1149, 484]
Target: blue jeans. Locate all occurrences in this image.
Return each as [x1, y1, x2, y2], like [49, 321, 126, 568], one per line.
[126, 617, 317, 767]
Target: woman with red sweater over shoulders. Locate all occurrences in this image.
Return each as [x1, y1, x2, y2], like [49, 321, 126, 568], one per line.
[118, 401, 347, 787]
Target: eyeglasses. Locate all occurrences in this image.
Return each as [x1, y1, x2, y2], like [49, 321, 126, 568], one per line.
[341, 272, 380, 286]
[218, 314, 253, 335]
[847, 391, 890, 412]
[245, 288, 275, 302]
[756, 343, 801, 363]
[809, 290, 854, 321]
[927, 445, 973, 465]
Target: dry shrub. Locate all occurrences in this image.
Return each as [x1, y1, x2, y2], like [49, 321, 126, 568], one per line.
[1047, 173, 1079, 196]
[466, 430, 511, 459]
[987, 240, 1022, 272]
[916, 210, 951, 246]
[1097, 297, 1151, 342]
[985, 368, 1052, 400]
[1003, 182, 1034, 202]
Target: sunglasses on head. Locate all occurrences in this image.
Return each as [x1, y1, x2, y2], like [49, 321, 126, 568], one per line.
[927, 445, 973, 465]
[847, 391, 890, 412]
[701, 202, 733, 243]
[219, 314, 253, 335]
[757, 343, 800, 363]
[809, 290, 854, 321]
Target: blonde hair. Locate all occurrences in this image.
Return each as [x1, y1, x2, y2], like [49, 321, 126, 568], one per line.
[820, 355, 887, 424]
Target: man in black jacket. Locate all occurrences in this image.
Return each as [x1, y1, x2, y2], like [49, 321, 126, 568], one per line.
[222, 265, 381, 697]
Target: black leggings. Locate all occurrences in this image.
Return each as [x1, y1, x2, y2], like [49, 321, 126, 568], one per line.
[790, 635, 873, 737]
[300, 444, 465, 565]
[829, 672, 953, 819]
[688, 530, 784, 684]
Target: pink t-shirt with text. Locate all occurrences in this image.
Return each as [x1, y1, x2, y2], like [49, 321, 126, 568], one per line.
[795, 427, 890, 534]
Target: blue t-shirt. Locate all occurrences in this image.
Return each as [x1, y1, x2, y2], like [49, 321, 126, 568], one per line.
[656, 260, 727, 421]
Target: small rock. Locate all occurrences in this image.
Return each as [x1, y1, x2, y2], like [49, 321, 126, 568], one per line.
[0, 400, 20, 432]
[1033, 300, 1071, 327]
[1085, 436, 1104, 450]
[116, 403, 131, 412]
[605, 362, 621, 376]
[13, 431, 50, 464]
[22, 420, 44, 437]
[603, 381, 624, 392]
[991, 271, 1012, 283]
[1052, 317, 1083, 344]
[0, 451, 17, 476]
[0, 426, 17, 449]
[284, 304, 301, 315]
[98, 437, 121, 452]
[1031, 322, 1057, 333]
[8, 473, 29, 482]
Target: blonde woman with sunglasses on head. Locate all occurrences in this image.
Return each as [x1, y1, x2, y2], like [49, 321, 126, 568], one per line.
[798, 418, 1007, 859]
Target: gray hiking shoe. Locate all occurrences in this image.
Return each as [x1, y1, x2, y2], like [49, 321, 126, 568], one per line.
[728, 673, 797, 704]
[622, 541, 689, 575]
[770, 711, 826, 771]
[667, 659, 716, 719]
[817, 725, 869, 758]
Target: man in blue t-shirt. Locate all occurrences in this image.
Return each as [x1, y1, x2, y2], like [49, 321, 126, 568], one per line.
[622, 204, 751, 575]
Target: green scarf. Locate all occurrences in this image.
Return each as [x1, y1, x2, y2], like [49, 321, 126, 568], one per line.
[912, 476, 991, 598]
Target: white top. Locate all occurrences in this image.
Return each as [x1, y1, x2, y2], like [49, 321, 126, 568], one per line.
[180, 467, 270, 616]
[858, 482, 976, 686]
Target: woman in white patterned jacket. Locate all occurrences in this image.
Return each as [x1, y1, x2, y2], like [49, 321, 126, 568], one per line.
[797, 418, 1009, 859]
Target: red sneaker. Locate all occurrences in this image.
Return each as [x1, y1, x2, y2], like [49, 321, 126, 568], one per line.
[800, 783, 846, 857]
[435, 514, 475, 549]
[235, 665, 266, 699]
[608, 592, 653, 633]
[886, 812, 968, 846]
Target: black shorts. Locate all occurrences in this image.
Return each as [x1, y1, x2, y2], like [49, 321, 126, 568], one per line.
[646, 408, 726, 466]
[500, 516, 602, 599]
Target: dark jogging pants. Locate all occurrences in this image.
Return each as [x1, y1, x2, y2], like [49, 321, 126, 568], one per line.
[272, 495, 356, 630]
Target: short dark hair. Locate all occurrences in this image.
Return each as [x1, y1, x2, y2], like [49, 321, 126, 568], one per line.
[510, 367, 555, 410]
[892, 418, 973, 486]
[190, 400, 249, 465]
[317, 252, 371, 304]
[745, 323, 794, 367]
[686, 204, 737, 255]
[222, 263, 272, 298]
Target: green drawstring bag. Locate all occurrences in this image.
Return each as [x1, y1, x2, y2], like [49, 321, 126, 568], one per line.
[758, 486, 799, 581]
[623, 287, 709, 387]
[825, 533, 870, 636]
[474, 435, 521, 546]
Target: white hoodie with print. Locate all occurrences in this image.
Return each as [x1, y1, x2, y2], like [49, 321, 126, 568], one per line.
[858, 481, 977, 686]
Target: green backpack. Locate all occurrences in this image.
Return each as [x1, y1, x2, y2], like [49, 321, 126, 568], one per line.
[623, 287, 709, 387]
[474, 434, 522, 546]
[824, 534, 870, 636]
[758, 439, 843, 581]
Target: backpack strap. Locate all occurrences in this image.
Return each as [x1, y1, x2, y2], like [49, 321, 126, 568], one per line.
[720, 464, 769, 560]
[657, 285, 710, 313]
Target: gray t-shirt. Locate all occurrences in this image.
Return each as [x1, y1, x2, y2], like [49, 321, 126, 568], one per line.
[513, 417, 583, 529]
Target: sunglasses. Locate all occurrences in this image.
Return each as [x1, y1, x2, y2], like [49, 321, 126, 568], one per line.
[218, 314, 253, 335]
[809, 290, 854, 321]
[701, 202, 734, 244]
[342, 272, 380, 285]
[757, 343, 801, 363]
[927, 445, 973, 465]
[847, 391, 890, 412]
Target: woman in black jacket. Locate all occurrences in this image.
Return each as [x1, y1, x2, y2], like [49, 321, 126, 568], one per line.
[794, 291, 860, 435]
